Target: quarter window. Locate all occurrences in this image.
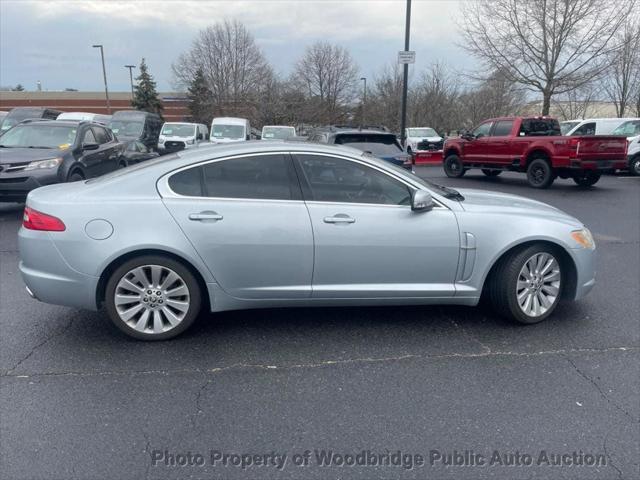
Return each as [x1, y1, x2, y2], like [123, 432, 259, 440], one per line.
[296, 155, 411, 206]
[571, 122, 596, 136]
[92, 126, 110, 144]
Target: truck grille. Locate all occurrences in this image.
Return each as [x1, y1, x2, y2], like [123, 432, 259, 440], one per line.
[417, 140, 444, 151]
[165, 141, 186, 151]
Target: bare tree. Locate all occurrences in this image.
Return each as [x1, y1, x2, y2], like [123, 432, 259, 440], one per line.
[172, 20, 272, 120]
[366, 64, 404, 132]
[602, 15, 640, 117]
[410, 62, 461, 134]
[460, 0, 635, 115]
[552, 83, 601, 120]
[293, 42, 359, 124]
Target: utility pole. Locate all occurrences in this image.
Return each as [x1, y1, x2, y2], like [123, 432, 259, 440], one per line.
[124, 64, 136, 100]
[399, 0, 412, 148]
[360, 77, 367, 126]
[92, 44, 111, 114]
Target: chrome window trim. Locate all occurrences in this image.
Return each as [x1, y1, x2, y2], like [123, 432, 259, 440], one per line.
[157, 150, 448, 210]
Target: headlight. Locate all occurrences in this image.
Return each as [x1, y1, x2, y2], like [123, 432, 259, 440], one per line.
[24, 157, 62, 171]
[571, 228, 595, 249]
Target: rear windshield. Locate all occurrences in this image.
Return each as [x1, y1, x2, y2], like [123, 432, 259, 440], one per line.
[110, 120, 144, 137]
[611, 120, 640, 137]
[0, 124, 77, 149]
[407, 128, 438, 138]
[334, 134, 403, 156]
[519, 119, 561, 136]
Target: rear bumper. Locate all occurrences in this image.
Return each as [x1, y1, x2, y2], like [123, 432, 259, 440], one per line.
[569, 159, 627, 171]
[18, 227, 99, 310]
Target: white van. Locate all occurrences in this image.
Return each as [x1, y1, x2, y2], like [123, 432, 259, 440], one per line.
[210, 117, 250, 143]
[158, 122, 209, 152]
[261, 125, 296, 140]
[57, 112, 112, 125]
[561, 118, 639, 136]
[611, 119, 640, 175]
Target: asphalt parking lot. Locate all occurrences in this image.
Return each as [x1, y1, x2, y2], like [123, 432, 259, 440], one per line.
[1, 168, 638, 480]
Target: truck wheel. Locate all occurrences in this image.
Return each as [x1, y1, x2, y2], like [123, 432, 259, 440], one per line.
[526, 158, 554, 188]
[444, 154, 466, 178]
[573, 172, 601, 187]
[482, 169, 502, 177]
[488, 244, 563, 324]
[630, 156, 640, 176]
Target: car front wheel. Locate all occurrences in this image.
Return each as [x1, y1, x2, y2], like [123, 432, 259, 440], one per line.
[630, 156, 640, 176]
[488, 245, 563, 324]
[444, 154, 466, 178]
[105, 255, 202, 340]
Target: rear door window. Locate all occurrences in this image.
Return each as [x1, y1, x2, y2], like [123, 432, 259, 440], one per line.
[491, 120, 514, 137]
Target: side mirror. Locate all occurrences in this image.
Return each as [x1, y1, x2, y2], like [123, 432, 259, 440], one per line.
[461, 131, 475, 141]
[82, 142, 99, 151]
[411, 190, 435, 212]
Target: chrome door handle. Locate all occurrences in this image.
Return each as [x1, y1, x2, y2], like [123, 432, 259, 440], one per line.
[323, 215, 355, 224]
[189, 211, 223, 221]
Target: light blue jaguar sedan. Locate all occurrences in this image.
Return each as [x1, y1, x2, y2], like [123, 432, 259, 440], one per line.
[18, 142, 596, 340]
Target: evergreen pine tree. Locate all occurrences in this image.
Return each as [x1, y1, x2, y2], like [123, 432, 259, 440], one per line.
[187, 68, 213, 124]
[131, 58, 164, 118]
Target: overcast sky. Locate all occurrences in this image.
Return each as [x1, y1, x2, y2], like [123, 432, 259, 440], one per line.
[0, 0, 474, 92]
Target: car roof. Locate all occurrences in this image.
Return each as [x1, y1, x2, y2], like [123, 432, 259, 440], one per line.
[332, 129, 397, 136]
[212, 117, 248, 124]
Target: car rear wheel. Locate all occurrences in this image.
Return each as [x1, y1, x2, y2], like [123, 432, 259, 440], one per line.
[105, 255, 202, 340]
[572, 171, 601, 187]
[444, 154, 466, 178]
[488, 245, 563, 324]
[482, 169, 502, 177]
[526, 158, 554, 188]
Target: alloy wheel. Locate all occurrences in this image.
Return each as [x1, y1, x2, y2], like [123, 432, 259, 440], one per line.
[516, 253, 561, 317]
[114, 264, 190, 334]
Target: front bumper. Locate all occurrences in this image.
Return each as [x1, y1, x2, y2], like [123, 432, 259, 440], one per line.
[18, 227, 99, 310]
[0, 169, 60, 201]
[569, 246, 596, 301]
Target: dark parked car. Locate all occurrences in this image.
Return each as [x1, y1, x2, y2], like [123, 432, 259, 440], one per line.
[0, 107, 63, 133]
[109, 110, 162, 152]
[308, 126, 412, 169]
[122, 140, 160, 164]
[0, 120, 125, 202]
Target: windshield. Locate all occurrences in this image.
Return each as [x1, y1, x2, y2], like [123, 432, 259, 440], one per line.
[110, 120, 144, 137]
[161, 124, 196, 137]
[560, 121, 581, 135]
[407, 128, 438, 138]
[262, 127, 295, 139]
[611, 120, 640, 137]
[0, 124, 77, 149]
[335, 134, 403, 157]
[212, 124, 245, 139]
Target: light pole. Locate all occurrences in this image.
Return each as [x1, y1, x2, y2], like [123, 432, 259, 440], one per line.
[124, 64, 136, 100]
[92, 44, 111, 114]
[360, 77, 367, 127]
[399, 0, 411, 148]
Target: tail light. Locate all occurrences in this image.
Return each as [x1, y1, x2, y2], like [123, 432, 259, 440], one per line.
[23, 207, 66, 231]
[568, 138, 581, 158]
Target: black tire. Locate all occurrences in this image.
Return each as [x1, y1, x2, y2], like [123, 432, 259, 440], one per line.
[104, 255, 202, 340]
[629, 156, 640, 176]
[444, 154, 466, 178]
[526, 157, 554, 188]
[488, 244, 563, 325]
[572, 171, 601, 187]
[67, 171, 85, 182]
[482, 169, 502, 177]
[118, 161, 128, 169]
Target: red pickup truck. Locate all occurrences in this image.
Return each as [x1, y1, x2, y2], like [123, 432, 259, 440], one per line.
[442, 117, 628, 188]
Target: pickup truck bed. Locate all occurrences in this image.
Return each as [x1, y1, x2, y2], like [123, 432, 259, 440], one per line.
[443, 117, 628, 188]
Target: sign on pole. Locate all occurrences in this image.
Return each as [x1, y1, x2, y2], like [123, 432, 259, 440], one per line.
[398, 51, 416, 64]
